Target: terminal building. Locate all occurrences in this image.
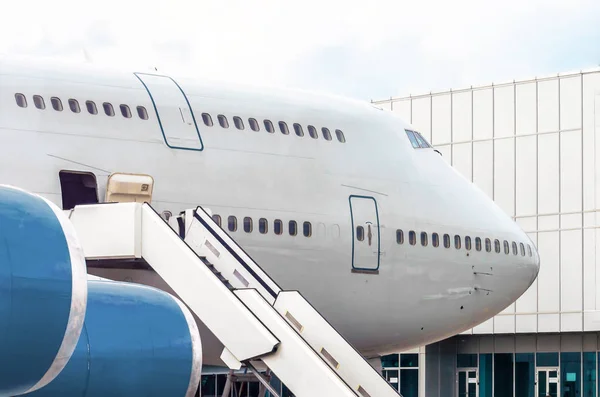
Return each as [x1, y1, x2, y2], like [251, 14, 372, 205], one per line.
[373, 67, 600, 397]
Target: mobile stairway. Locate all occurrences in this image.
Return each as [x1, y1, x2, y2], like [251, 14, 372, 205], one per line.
[68, 202, 401, 397]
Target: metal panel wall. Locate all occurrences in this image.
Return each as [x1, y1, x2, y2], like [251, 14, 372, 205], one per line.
[377, 69, 600, 335]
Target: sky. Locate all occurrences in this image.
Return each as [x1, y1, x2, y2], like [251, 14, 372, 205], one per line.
[1, 0, 599, 101]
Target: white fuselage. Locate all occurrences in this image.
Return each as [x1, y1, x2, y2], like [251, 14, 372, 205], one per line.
[0, 57, 539, 360]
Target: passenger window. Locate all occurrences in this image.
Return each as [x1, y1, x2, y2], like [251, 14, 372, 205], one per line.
[443, 234, 450, 248]
[202, 113, 213, 126]
[405, 130, 420, 148]
[475, 237, 482, 251]
[322, 128, 332, 141]
[218, 115, 229, 128]
[103, 102, 115, 116]
[120, 104, 132, 118]
[86, 101, 98, 115]
[303, 222, 312, 237]
[51, 97, 63, 111]
[212, 214, 221, 227]
[308, 125, 318, 139]
[527, 244, 532, 257]
[409, 231, 416, 246]
[137, 106, 149, 120]
[249, 118, 259, 131]
[264, 120, 275, 133]
[495, 239, 501, 253]
[396, 229, 404, 244]
[69, 99, 80, 113]
[465, 236, 472, 251]
[234, 116, 244, 130]
[432, 233, 439, 247]
[33, 95, 45, 109]
[279, 121, 289, 135]
[289, 220, 297, 236]
[520, 243, 525, 256]
[335, 129, 346, 143]
[274, 219, 283, 235]
[294, 123, 304, 137]
[512, 241, 518, 255]
[243, 217, 252, 233]
[228, 216, 237, 232]
[485, 238, 492, 252]
[503, 240, 509, 254]
[356, 226, 364, 241]
[421, 232, 428, 247]
[15, 93, 27, 108]
[259, 218, 268, 234]
[454, 235, 462, 249]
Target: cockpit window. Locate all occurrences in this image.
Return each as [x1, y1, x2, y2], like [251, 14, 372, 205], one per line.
[414, 131, 431, 148]
[405, 130, 420, 148]
[405, 129, 431, 149]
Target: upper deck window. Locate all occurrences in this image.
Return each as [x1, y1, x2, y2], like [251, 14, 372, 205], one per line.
[218, 115, 229, 128]
[322, 128, 332, 141]
[279, 121, 289, 135]
[202, 113, 213, 126]
[335, 129, 346, 143]
[15, 93, 27, 108]
[51, 97, 63, 111]
[294, 123, 304, 137]
[69, 99, 80, 113]
[308, 125, 318, 139]
[33, 95, 45, 109]
[137, 106, 149, 120]
[249, 118, 259, 131]
[233, 116, 244, 130]
[264, 120, 275, 133]
[120, 104, 132, 118]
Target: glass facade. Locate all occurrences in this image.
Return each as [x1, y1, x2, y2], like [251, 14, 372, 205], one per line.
[494, 353, 514, 397]
[584, 352, 596, 397]
[561, 352, 581, 397]
[480, 354, 493, 397]
[515, 353, 534, 397]
[381, 353, 419, 395]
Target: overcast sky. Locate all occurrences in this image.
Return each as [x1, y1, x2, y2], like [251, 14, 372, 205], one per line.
[1, 0, 599, 101]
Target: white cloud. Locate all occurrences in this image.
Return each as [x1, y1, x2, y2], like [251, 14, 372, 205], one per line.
[0, 0, 598, 99]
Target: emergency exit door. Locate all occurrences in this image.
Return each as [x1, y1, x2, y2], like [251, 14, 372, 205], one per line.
[349, 195, 380, 272]
[134, 73, 204, 151]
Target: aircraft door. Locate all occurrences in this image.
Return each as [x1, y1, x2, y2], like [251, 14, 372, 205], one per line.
[134, 73, 203, 151]
[349, 195, 380, 272]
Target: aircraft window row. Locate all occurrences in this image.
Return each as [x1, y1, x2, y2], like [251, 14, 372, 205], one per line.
[199, 112, 346, 143]
[395, 229, 533, 257]
[405, 130, 431, 149]
[212, 215, 313, 237]
[14, 93, 149, 120]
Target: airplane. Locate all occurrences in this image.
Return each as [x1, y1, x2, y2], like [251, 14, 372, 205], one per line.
[0, 55, 539, 367]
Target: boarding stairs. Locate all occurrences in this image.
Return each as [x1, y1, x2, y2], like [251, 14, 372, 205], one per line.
[67, 202, 401, 397]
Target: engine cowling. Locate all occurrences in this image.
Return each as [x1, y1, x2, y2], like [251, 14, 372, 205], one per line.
[23, 280, 202, 397]
[0, 186, 203, 396]
[0, 185, 87, 396]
